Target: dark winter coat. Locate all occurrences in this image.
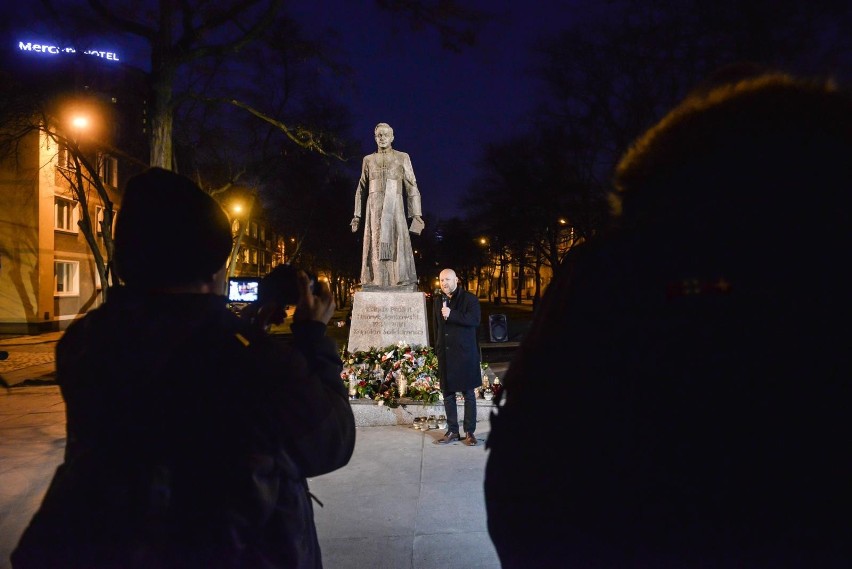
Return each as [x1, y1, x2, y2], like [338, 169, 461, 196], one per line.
[432, 288, 481, 392]
[12, 289, 355, 569]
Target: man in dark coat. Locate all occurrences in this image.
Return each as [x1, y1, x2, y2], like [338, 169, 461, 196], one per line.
[433, 268, 481, 446]
[484, 74, 852, 567]
[12, 168, 355, 569]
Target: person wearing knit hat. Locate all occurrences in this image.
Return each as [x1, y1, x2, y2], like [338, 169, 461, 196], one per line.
[13, 168, 355, 568]
[113, 167, 233, 289]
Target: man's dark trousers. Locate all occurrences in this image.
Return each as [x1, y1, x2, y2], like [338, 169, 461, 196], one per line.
[442, 388, 477, 434]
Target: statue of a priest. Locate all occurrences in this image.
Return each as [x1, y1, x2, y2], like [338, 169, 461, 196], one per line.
[350, 123, 424, 290]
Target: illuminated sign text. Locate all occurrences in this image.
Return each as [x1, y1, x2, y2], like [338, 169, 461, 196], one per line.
[18, 41, 120, 62]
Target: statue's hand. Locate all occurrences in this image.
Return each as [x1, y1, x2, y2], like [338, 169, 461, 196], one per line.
[350, 216, 360, 232]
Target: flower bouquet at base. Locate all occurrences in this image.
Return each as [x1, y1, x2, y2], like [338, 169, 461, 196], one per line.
[340, 342, 438, 406]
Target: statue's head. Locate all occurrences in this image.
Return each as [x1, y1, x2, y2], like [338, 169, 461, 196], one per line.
[374, 123, 394, 150]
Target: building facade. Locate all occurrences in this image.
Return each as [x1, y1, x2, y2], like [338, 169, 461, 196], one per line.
[0, 41, 148, 334]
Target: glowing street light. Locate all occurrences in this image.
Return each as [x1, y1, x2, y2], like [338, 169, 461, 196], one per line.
[71, 116, 89, 131]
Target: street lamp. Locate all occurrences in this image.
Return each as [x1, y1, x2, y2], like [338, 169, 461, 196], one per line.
[71, 116, 89, 132]
[226, 199, 252, 279]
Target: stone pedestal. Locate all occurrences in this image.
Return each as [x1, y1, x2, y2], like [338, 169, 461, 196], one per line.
[347, 291, 429, 352]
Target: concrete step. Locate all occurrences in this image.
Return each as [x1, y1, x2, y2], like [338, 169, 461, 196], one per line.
[350, 398, 496, 427]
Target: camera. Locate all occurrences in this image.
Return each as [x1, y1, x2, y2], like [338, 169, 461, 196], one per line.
[257, 264, 321, 307]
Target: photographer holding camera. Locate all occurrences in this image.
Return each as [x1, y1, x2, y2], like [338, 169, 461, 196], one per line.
[13, 168, 355, 569]
[243, 264, 323, 335]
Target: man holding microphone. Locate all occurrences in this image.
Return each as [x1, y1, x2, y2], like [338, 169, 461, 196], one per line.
[433, 268, 482, 446]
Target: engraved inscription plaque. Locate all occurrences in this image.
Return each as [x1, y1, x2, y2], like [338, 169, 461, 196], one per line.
[347, 291, 429, 353]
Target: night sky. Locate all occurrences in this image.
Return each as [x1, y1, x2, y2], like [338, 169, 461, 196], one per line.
[78, 0, 578, 220]
[288, 0, 576, 219]
[7, 0, 576, 219]
[7, 2, 851, 222]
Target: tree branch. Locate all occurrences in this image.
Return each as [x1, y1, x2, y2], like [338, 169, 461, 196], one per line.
[227, 99, 347, 160]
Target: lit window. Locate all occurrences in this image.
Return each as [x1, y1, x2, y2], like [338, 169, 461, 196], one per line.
[98, 153, 118, 187]
[250, 248, 258, 264]
[251, 222, 258, 238]
[55, 261, 79, 296]
[242, 248, 250, 263]
[259, 226, 265, 241]
[54, 197, 77, 232]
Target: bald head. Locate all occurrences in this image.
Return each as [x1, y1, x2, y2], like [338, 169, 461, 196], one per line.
[439, 269, 458, 297]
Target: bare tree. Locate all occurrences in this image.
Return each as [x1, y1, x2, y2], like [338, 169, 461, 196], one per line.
[83, 0, 287, 169]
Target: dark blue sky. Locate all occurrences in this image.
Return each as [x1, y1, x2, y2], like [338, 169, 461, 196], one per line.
[7, 0, 578, 219]
[290, 1, 577, 219]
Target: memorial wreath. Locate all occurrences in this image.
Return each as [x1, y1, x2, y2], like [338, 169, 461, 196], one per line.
[340, 341, 441, 407]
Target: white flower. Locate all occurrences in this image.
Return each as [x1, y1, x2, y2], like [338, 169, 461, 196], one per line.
[377, 400, 385, 406]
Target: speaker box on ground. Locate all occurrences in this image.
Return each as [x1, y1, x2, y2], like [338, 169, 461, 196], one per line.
[488, 314, 508, 343]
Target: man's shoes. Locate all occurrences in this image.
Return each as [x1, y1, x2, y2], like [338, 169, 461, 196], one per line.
[434, 432, 460, 445]
[463, 433, 477, 446]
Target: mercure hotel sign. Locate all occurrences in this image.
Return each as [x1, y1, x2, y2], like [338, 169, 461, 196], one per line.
[18, 41, 120, 62]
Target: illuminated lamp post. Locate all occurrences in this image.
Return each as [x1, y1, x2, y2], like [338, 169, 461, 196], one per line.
[67, 114, 90, 160]
[227, 200, 248, 279]
[71, 115, 89, 133]
[477, 237, 492, 300]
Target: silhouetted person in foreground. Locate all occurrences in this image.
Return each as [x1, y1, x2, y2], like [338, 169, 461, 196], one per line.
[485, 74, 852, 567]
[13, 168, 355, 568]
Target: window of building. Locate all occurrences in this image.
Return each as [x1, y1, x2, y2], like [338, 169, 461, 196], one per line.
[251, 222, 258, 238]
[242, 247, 250, 263]
[259, 226, 265, 241]
[250, 248, 258, 264]
[98, 153, 118, 187]
[54, 197, 77, 232]
[93, 265, 111, 290]
[55, 260, 79, 296]
[95, 206, 104, 235]
[57, 142, 72, 169]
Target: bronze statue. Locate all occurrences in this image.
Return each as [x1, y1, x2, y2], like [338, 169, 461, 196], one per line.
[351, 123, 424, 290]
